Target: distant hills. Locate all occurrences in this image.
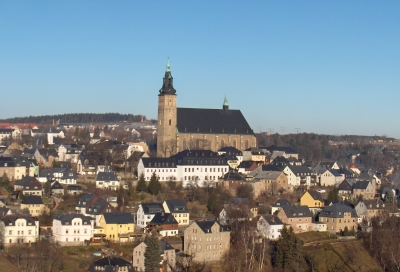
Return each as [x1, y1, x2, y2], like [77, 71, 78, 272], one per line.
[0, 113, 146, 124]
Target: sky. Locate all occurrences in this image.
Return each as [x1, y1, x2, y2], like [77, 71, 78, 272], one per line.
[1, 1, 400, 138]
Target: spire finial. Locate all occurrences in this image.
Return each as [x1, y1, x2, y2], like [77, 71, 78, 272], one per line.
[166, 57, 170, 72]
[223, 94, 229, 110]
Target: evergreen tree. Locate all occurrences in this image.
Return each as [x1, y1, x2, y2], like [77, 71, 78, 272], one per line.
[326, 187, 339, 204]
[144, 232, 161, 272]
[44, 181, 51, 197]
[385, 189, 394, 205]
[274, 227, 305, 271]
[207, 191, 217, 213]
[136, 173, 147, 193]
[148, 172, 161, 195]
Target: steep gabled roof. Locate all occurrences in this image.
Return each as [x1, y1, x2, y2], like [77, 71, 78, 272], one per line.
[321, 203, 357, 218]
[261, 215, 283, 225]
[54, 213, 93, 225]
[281, 205, 312, 218]
[149, 212, 178, 225]
[306, 190, 324, 202]
[353, 180, 371, 190]
[96, 172, 118, 182]
[273, 199, 292, 207]
[176, 108, 254, 135]
[164, 200, 189, 213]
[103, 213, 134, 224]
[338, 180, 353, 191]
[21, 195, 43, 205]
[140, 203, 164, 214]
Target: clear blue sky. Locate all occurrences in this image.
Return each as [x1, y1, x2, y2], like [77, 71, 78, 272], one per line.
[1, 1, 399, 138]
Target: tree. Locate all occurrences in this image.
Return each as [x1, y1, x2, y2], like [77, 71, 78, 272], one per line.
[207, 191, 217, 213]
[385, 189, 394, 205]
[145, 232, 161, 272]
[237, 184, 254, 200]
[44, 181, 51, 197]
[274, 226, 306, 271]
[148, 172, 161, 196]
[326, 187, 339, 204]
[136, 173, 147, 192]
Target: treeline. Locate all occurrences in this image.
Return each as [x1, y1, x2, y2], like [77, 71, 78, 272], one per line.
[0, 113, 145, 124]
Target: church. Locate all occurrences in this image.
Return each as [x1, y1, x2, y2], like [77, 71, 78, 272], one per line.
[156, 60, 256, 158]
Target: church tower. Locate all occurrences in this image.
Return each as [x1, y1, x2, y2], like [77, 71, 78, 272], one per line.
[157, 58, 177, 158]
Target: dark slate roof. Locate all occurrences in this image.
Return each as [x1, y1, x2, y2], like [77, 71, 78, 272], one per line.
[261, 164, 284, 172]
[359, 172, 372, 181]
[103, 213, 134, 224]
[195, 221, 228, 233]
[51, 181, 64, 190]
[273, 199, 292, 207]
[338, 168, 354, 177]
[172, 150, 228, 166]
[0, 207, 10, 218]
[281, 205, 312, 218]
[306, 190, 324, 202]
[218, 146, 243, 156]
[176, 108, 254, 135]
[353, 181, 370, 190]
[54, 213, 92, 225]
[261, 215, 283, 225]
[239, 161, 256, 169]
[164, 200, 189, 213]
[141, 203, 165, 214]
[67, 185, 82, 191]
[321, 203, 358, 218]
[149, 212, 178, 225]
[15, 176, 36, 186]
[86, 199, 114, 215]
[329, 169, 342, 177]
[2, 214, 36, 226]
[338, 180, 353, 191]
[231, 198, 250, 205]
[259, 145, 298, 154]
[96, 172, 118, 181]
[21, 195, 43, 205]
[22, 179, 42, 190]
[87, 257, 133, 272]
[271, 156, 290, 167]
[160, 240, 174, 251]
[76, 193, 96, 208]
[286, 165, 313, 175]
[223, 171, 246, 181]
[141, 157, 176, 168]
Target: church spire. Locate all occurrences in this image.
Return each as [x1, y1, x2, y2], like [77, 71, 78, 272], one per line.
[223, 94, 229, 110]
[159, 57, 176, 95]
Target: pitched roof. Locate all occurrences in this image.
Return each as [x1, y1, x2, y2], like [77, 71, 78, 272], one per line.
[54, 213, 93, 225]
[306, 190, 324, 202]
[281, 205, 312, 218]
[141, 203, 164, 214]
[149, 212, 178, 225]
[273, 199, 292, 207]
[259, 145, 298, 154]
[103, 213, 134, 224]
[176, 108, 254, 135]
[88, 257, 133, 272]
[321, 203, 358, 218]
[195, 221, 229, 233]
[223, 171, 246, 181]
[286, 165, 313, 175]
[261, 215, 283, 225]
[163, 200, 189, 213]
[21, 195, 43, 205]
[338, 180, 353, 191]
[2, 214, 37, 226]
[96, 172, 118, 181]
[353, 180, 371, 190]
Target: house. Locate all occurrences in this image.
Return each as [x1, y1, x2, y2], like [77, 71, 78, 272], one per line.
[0, 160, 26, 181]
[243, 148, 266, 163]
[219, 171, 247, 196]
[257, 215, 284, 240]
[85, 198, 117, 226]
[0, 214, 39, 245]
[162, 200, 190, 226]
[338, 179, 353, 198]
[21, 178, 43, 196]
[0, 207, 12, 218]
[20, 195, 49, 217]
[319, 169, 342, 187]
[138, 150, 230, 187]
[136, 203, 165, 228]
[96, 172, 120, 191]
[52, 214, 94, 245]
[57, 144, 81, 163]
[355, 199, 387, 221]
[217, 146, 243, 169]
[87, 256, 134, 272]
[283, 165, 313, 187]
[237, 161, 259, 174]
[133, 240, 175, 272]
[353, 181, 375, 200]
[299, 190, 324, 213]
[312, 221, 327, 232]
[277, 205, 312, 233]
[34, 148, 59, 168]
[76, 193, 97, 214]
[97, 213, 135, 241]
[38, 168, 77, 185]
[218, 198, 256, 226]
[50, 181, 64, 195]
[66, 185, 83, 195]
[146, 212, 179, 237]
[271, 199, 292, 214]
[259, 145, 299, 159]
[252, 170, 291, 197]
[184, 221, 230, 262]
[319, 203, 358, 234]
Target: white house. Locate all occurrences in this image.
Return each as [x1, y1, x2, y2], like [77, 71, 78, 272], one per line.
[138, 150, 229, 187]
[320, 169, 342, 187]
[0, 214, 39, 245]
[136, 203, 164, 228]
[283, 165, 313, 186]
[95, 172, 120, 191]
[257, 215, 284, 240]
[53, 213, 94, 245]
[38, 168, 77, 185]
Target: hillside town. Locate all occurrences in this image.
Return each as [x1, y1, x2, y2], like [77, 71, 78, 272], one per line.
[0, 63, 399, 271]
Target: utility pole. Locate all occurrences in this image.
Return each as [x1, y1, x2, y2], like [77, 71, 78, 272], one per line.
[295, 128, 301, 134]
[280, 127, 286, 135]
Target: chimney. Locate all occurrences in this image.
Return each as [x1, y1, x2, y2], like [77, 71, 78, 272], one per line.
[161, 211, 164, 216]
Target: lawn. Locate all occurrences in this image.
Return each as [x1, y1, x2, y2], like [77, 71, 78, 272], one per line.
[0, 254, 20, 271]
[297, 231, 336, 243]
[61, 245, 104, 272]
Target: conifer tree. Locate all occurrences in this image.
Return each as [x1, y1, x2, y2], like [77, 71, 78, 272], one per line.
[144, 232, 161, 272]
[148, 172, 161, 195]
[385, 189, 394, 205]
[136, 173, 147, 192]
[274, 226, 305, 271]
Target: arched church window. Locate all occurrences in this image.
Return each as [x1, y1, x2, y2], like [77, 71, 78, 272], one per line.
[245, 140, 249, 149]
[183, 138, 187, 150]
[169, 119, 171, 126]
[233, 139, 237, 148]
[220, 139, 225, 148]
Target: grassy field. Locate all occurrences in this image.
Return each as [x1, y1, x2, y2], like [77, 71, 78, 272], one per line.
[0, 254, 20, 271]
[297, 231, 337, 243]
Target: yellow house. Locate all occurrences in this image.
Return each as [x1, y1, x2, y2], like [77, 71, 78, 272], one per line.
[299, 190, 324, 213]
[98, 213, 135, 241]
[20, 195, 50, 216]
